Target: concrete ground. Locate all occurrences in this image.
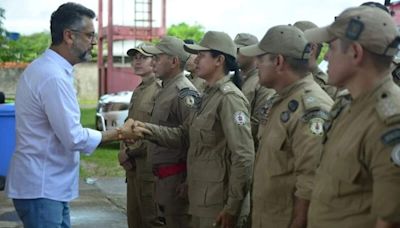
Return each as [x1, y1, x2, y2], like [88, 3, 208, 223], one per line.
[0, 177, 128, 228]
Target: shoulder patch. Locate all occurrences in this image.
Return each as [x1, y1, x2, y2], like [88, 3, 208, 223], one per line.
[178, 88, 201, 108]
[381, 128, 400, 145]
[233, 111, 249, 125]
[376, 91, 400, 125]
[301, 110, 330, 122]
[391, 144, 400, 166]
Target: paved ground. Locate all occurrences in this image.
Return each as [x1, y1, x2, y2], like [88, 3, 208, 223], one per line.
[0, 177, 128, 228]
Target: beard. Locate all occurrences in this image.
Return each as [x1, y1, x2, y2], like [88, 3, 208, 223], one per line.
[71, 43, 92, 63]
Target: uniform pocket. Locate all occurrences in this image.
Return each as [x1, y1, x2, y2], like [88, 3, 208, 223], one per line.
[330, 160, 361, 197]
[266, 131, 291, 177]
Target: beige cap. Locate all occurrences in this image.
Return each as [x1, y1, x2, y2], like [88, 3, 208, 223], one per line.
[304, 6, 400, 56]
[240, 25, 311, 59]
[293, 21, 318, 32]
[184, 31, 237, 58]
[234, 33, 259, 48]
[127, 43, 153, 57]
[142, 36, 190, 62]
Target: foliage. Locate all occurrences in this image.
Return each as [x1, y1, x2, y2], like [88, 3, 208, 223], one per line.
[317, 43, 328, 64]
[0, 8, 7, 49]
[80, 108, 123, 178]
[0, 32, 50, 62]
[167, 22, 205, 43]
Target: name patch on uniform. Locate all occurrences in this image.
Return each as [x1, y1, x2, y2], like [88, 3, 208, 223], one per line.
[381, 128, 400, 145]
[234, 111, 248, 125]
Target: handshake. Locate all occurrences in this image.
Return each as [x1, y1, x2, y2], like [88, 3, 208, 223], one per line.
[117, 119, 152, 142]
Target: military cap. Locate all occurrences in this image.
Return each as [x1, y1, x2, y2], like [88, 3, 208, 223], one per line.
[234, 33, 259, 48]
[305, 6, 400, 56]
[293, 21, 318, 32]
[183, 31, 237, 58]
[240, 25, 311, 59]
[142, 36, 190, 62]
[127, 43, 153, 57]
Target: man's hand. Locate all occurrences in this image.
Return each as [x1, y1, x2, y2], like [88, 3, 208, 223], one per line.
[215, 210, 236, 228]
[120, 119, 152, 140]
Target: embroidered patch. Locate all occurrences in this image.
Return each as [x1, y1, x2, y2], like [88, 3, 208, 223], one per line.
[280, 111, 290, 123]
[309, 118, 325, 136]
[178, 88, 201, 108]
[234, 111, 248, 125]
[301, 110, 330, 122]
[288, 100, 299, 112]
[381, 128, 400, 145]
[391, 144, 400, 166]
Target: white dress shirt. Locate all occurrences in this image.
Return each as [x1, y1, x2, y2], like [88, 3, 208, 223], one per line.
[6, 49, 102, 201]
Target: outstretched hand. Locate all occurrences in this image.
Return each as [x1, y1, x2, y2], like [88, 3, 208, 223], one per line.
[120, 119, 152, 141]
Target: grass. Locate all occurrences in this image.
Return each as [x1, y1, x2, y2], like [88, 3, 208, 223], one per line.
[80, 108, 124, 178]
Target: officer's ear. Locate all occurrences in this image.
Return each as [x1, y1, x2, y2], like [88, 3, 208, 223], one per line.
[215, 54, 225, 67]
[275, 54, 285, 72]
[350, 42, 364, 66]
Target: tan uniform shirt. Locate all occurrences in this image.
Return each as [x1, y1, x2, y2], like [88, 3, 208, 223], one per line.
[146, 76, 254, 218]
[241, 68, 275, 149]
[124, 76, 160, 177]
[186, 73, 206, 94]
[148, 73, 199, 165]
[252, 75, 333, 228]
[311, 66, 338, 99]
[308, 77, 400, 227]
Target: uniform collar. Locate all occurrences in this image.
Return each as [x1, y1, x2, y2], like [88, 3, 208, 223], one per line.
[351, 76, 392, 106]
[140, 74, 156, 86]
[161, 72, 184, 88]
[203, 75, 230, 93]
[277, 74, 313, 99]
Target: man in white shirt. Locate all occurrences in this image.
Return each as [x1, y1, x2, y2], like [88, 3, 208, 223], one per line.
[5, 2, 137, 227]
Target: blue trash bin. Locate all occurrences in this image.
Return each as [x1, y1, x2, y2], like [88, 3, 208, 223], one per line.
[0, 103, 16, 176]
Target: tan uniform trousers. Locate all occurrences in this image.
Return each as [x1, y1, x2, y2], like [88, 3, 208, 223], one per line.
[126, 159, 159, 228]
[155, 171, 190, 228]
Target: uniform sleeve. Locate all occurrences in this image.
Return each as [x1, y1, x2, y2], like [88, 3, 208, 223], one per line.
[251, 85, 274, 149]
[367, 126, 400, 222]
[291, 113, 326, 200]
[176, 88, 199, 124]
[145, 118, 190, 151]
[218, 94, 255, 215]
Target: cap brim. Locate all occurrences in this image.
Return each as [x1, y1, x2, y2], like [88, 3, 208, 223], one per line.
[304, 26, 334, 43]
[183, 44, 210, 54]
[239, 44, 266, 57]
[142, 45, 164, 55]
[127, 48, 152, 57]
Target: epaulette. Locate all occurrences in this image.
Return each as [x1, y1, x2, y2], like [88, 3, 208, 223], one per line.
[219, 83, 236, 94]
[375, 88, 400, 125]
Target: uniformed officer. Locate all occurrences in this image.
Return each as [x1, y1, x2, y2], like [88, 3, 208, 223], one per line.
[131, 31, 255, 228]
[304, 6, 400, 227]
[117, 43, 162, 228]
[184, 39, 206, 93]
[293, 21, 339, 99]
[240, 25, 333, 228]
[141, 36, 199, 228]
[234, 33, 275, 150]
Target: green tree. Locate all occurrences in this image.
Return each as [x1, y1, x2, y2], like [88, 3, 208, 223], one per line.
[167, 22, 205, 43]
[0, 8, 7, 48]
[0, 32, 50, 62]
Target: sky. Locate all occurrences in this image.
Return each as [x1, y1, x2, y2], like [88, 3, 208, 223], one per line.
[2, 0, 373, 39]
